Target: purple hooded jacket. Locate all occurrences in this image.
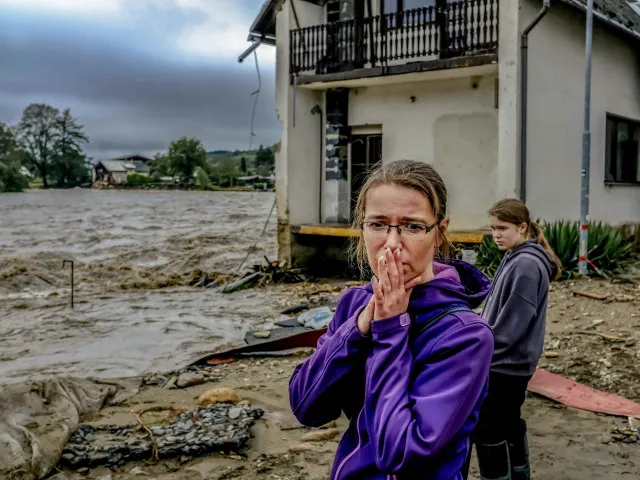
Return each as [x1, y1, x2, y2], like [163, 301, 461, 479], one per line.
[289, 260, 494, 480]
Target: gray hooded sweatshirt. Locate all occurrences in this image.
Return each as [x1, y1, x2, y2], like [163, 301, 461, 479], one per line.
[481, 240, 557, 376]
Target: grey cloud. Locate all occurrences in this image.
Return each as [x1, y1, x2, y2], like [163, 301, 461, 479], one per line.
[0, 4, 280, 159]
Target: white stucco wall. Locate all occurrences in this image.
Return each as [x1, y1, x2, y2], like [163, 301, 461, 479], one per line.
[349, 77, 499, 230]
[275, 1, 324, 226]
[523, 0, 640, 224]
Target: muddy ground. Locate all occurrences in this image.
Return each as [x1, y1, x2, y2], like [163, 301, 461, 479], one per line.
[47, 278, 640, 480]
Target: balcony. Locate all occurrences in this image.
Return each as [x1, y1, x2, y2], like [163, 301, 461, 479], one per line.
[290, 0, 498, 82]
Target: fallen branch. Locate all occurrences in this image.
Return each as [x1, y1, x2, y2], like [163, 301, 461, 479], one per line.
[133, 411, 159, 464]
[573, 330, 623, 341]
[571, 290, 608, 301]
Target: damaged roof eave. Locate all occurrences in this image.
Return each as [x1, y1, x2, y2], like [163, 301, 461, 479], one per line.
[247, 0, 283, 43]
[560, 0, 640, 43]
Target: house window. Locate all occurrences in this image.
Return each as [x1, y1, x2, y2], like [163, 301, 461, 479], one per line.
[605, 114, 640, 185]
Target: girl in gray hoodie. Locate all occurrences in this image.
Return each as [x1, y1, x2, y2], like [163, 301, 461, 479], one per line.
[463, 199, 561, 480]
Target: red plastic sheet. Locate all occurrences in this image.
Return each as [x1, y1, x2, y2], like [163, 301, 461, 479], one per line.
[528, 368, 640, 418]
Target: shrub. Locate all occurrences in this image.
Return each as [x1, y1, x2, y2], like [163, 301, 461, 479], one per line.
[126, 173, 152, 186]
[474, 220, 634, 279]
[195, 166, 212, 189]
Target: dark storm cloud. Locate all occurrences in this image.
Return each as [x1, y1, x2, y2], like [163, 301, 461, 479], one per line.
[0, 2, 280, 159]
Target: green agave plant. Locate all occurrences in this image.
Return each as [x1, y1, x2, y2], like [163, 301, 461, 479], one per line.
[475, 220, 634, 280]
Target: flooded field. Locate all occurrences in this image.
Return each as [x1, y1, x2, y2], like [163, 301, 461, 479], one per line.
[0, 189, 289, 383]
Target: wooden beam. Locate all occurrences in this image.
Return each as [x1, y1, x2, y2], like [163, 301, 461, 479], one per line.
[293, 225, 488, 243]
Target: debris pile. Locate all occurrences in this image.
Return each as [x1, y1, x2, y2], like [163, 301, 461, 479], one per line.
[223, 258, 310, 293]
[60, 403, 264, 470]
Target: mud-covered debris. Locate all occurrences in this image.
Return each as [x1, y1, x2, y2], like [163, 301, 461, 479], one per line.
[61, 404, 264, 470]
[198, 387, 241, 406]
[176, 372, 205, 388]
[301, 428, 340, 442]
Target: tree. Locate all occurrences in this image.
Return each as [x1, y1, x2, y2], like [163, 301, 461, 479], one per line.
[167, 137, 207, 185]
[150, 153, 171, 180]
[0, 123, 28, 193]
[15, 104, 89, 188]
[240, 156, 247, 173]
[51, 109, 90, 187]
[255, 145, 275, 174]
[16, 104, 60, 188]
[210, 155, 239, 187]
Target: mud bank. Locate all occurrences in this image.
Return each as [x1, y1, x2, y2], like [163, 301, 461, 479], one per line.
[47, 351, 640, 480]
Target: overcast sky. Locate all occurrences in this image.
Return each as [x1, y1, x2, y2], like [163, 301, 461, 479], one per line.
[0, 0, 279, 159]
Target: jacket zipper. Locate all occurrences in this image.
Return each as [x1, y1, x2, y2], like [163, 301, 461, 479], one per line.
[334, 409, 364, 479]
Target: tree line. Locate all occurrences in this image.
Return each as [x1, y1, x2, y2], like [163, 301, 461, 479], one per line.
[0, 103, 90, 192]
[147, 139, 276, 189]
[1, 102, 277, 193]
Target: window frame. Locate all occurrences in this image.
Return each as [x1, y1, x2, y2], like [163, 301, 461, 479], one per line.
[605, 113, 640, 187]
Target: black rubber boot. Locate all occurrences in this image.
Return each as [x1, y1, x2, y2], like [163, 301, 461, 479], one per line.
[476, 441, 511, 480]
[509, 432, 531, 480]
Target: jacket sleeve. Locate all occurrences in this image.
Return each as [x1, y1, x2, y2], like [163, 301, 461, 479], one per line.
[289, 288, 371, 427]
[363, 313, 494, 473]
[491, 258, 546, 353]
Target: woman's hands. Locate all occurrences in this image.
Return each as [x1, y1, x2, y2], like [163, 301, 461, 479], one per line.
[373, 247, 422, 320]
[356, 247, 422, 335]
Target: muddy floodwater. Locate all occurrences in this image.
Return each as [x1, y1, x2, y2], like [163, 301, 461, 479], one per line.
[0, 189, 286, 383]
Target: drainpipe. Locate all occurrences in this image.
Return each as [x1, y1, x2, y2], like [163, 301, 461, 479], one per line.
[311, 104, 323, 222]
[520, 0, 551, 202]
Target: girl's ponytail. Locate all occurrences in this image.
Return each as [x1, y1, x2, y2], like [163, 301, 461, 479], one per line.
[530, 222, 562, 280]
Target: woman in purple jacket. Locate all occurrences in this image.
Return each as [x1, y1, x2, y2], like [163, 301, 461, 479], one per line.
[289, 160, 495, 479]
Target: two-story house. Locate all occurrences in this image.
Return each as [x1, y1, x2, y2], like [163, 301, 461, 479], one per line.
[245, 0, 640, 270]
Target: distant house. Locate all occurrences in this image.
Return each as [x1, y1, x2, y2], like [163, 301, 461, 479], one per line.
[238, 175, 275, 187]
[92, 155, 153, 186]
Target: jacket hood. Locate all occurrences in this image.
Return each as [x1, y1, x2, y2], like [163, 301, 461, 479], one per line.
[365, 259, 491, 313]
[509, 239, 557, 279]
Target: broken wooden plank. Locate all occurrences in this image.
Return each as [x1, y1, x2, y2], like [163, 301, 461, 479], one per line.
[570, 290, 609, 301]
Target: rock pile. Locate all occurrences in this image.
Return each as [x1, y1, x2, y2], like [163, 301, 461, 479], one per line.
[60, 403, 264, 470]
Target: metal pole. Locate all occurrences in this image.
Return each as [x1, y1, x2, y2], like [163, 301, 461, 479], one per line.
[579, 0, 594, 275]
[63, 260, 74, 308]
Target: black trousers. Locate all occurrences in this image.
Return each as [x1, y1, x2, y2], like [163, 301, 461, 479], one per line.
[462, 371, 533, 480]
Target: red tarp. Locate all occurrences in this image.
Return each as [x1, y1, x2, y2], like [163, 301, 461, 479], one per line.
[528, 368, 640, 418]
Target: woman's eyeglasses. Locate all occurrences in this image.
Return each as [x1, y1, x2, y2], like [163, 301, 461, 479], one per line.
[361, 221, 436, 237]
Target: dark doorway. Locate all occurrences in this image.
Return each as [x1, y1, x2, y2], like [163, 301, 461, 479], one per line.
[350, 133, 382, 220]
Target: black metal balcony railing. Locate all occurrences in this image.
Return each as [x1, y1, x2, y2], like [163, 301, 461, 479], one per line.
[290, 0, 498, 76]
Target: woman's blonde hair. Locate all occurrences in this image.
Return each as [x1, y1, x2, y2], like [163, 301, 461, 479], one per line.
[489, 198, 562, 280]
[350, 160, 451, 277]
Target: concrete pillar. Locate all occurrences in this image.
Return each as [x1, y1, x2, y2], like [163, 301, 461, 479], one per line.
[323, 88, 351, 223]
[497, 0, 521, 199]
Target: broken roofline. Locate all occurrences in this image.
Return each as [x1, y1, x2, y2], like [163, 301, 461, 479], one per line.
[245, 0, 640, 49]
[560, 0, 640, 43]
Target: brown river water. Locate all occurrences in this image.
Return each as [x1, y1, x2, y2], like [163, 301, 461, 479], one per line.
[0, 189, 287, 384]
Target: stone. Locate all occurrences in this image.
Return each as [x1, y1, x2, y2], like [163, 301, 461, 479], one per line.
[164, 375, 178, 389]
[228, 407, 242, 419]
[77, 467, 89, 475]
[176, 372, 205, 388]
[253, 330, 271, 339]
[302, 428, 340, 442]
[130, 466, 149, 475]
[289, 443, 316, 453]
[197, 387, 241, 406]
